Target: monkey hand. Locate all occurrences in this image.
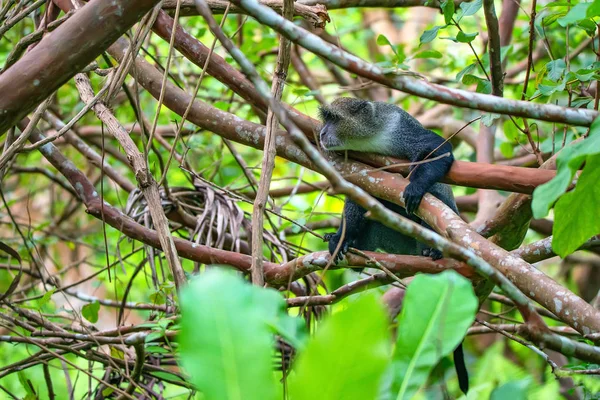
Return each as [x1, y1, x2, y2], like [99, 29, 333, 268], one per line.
[422, 247, 443, 260]
[323, 232, 350, 262]
[403, 183, 425, 214]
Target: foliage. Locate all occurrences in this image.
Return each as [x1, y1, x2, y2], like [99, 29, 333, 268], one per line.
[179, 270, 477, 400]
[532, 117, 600, 256]
[391, 271, 478, 399]
[1, 0, 600, 398]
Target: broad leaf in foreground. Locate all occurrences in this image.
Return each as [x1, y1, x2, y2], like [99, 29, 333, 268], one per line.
[532, 116, 600, 219]
[288, 292, 391, 400]
[392, 270, 478, 400]
[179, 269, 282, 400]
[552, 154, 600, 256]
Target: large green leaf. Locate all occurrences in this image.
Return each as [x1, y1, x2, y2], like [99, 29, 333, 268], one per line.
[288, 293, 391, 400]
[179, 269, 283, 400]
[558, 2, 590, 26]
[420, 26, 441, 45]
[490, 378, 531, 400]
[441, 0, 455, 24]
[459, 0, 483, 17]
[552, 154, 600, 256]
[532, 116, 600, 219]
[392, 270, 478, 400]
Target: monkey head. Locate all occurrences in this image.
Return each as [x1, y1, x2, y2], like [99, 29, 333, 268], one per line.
[318, 97, 394, 154]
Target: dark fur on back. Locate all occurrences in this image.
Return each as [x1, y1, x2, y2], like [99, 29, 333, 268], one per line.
[319, 97, 468, 395]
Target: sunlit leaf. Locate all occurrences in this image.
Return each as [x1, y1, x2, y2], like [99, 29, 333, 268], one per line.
[442, 0, 455, 24]
[420, 26, 441, 45]
[457, 63, 476, 82]
[490, 378, 531, 400]
[82, 301, 100, 323]
[412, 50, 443, 59]
[179, 270, 284, 400]
[391, 270, 478, 400]
[532, 117, 600, 218]
[552, 154, 600, 256]
[459, 0, 483, 17]
[558, 3, 590, 26]
[546, 59, 566, 82]
[457, 31, 479, 43]
[289, 293, 391, 400]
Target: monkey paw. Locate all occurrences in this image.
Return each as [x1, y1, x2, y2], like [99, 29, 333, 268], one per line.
[422, 248, 443, 260]
[403, 183, 425, 214]
[323, 232, 349, 262]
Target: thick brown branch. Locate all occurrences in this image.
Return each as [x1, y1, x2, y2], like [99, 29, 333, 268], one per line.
[231, 0, 598, 126]
[0, 0, 162, 135]
[163, 0, 329, 27]
[351, 153, 556, 195]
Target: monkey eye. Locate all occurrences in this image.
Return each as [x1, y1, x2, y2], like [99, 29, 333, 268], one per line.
[318, 106, 340, 122]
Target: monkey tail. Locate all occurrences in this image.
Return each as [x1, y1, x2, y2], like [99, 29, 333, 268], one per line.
[453, 343, 469, 395]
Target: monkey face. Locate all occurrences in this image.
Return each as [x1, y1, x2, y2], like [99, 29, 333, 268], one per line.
[319, 120, 343, 150]
[318, 98, 385, 152]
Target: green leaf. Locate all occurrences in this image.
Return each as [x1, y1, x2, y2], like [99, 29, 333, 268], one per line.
[532, 118, 600, 219]
[552, 154, 600, 257]
[146, 345, 169, 354]
[570, 97, 593, 108]
[457, 31, 479, 43]
[18, 371, 36, 396]
[420, 26, 441, 45]
[462, 74, 482, 85]
[538, 79, 565, 96]
[541, 10, 567, 27]
[459, 0, 483, 17]
[456, 63, 476, 82]
[440, 35, 459, 43]
[288, 293, 391, 400]
[503, 119, 519, 141]
[476, 79, 492, 94]
[412, 50, 443, 59]
[145, 331, 165, 343]
[499, 142, 514, 158]
[82, 301, 100, 323]
[442, 0, 455, 24]
[377, 34, 394, 47]
[588, 0, 600, 18]
[179, 270, 282, 400]
[558, 3, 590, 26]
[482, 113, 500, 126]
[36, 288, 55, 310]
[577, 18, 597, 36]
[546, 59, 566, 82]
[391, 270, 478, 400]
[573, 68, 597, 82]
[490, 378, 532, 400]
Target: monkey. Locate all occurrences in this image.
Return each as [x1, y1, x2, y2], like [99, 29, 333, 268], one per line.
[318, 97, 469, 394]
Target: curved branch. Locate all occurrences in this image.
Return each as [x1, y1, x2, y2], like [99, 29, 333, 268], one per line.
[351, 153, 556, 195]
[163, 0, 329, 26]
[0, 0, 162, 135]
[230, 0, 597, 126]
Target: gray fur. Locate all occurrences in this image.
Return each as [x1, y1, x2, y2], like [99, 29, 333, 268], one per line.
[319, 98, 458, 259]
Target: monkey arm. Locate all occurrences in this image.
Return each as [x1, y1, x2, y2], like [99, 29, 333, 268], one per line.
[404, 133, 454, 214]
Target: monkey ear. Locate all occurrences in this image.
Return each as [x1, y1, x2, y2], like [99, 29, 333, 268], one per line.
[353, 101, 376, 119]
